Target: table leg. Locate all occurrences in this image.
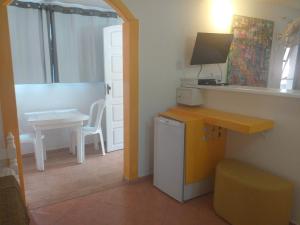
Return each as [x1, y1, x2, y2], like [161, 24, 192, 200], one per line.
[93, 134, 99, 150]
[76, 126, 84, 163]
[70, 129, 76, 155]
[35, 129, 45, 171]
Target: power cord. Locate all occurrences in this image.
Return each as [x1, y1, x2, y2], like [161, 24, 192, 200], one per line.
[197, 64, 203, 79]
[217, 64, 223, 82]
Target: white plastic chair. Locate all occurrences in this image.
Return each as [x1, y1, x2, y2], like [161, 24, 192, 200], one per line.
[82, 99, 106, 155]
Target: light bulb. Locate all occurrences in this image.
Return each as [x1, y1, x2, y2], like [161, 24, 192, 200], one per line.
[211, 0, 233, 33]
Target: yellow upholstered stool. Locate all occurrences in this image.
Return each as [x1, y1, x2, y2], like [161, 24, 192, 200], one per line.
[214, 159, 294, 225]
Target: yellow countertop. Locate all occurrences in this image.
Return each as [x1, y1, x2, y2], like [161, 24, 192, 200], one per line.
[160, 106, 274, 134]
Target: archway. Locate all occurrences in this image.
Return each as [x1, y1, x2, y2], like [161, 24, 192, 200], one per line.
[104, 0, 139, 182]
[0, 0, 139, 199]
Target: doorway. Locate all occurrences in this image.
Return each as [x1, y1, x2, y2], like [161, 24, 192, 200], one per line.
[104, 25, 125, 152]
[7, 0, 126, 208]
[0, 0, 139, 202]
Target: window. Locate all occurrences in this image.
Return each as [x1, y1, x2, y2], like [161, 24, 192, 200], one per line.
[280, 45, 300, 90]
[8, 1, 121, 84]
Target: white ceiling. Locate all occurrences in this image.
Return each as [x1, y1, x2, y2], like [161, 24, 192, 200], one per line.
[50, 0, 300, 12]
[64, 0, 300, 11]
[256, 0, 300, 10]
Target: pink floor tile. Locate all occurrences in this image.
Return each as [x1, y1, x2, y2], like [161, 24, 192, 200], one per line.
[30, 179, 229, 225]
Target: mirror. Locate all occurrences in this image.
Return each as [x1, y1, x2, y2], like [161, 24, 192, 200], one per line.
[8, 1, 123, 84]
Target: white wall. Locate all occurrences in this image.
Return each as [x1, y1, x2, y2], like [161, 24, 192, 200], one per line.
[203, 90, 300, 224]
[15, 83, 105, 154]
[181, 0, 300, 88]
[123, 0, 300, 176]
[123, 0, 185, 177]
[122, 0, 300, 223]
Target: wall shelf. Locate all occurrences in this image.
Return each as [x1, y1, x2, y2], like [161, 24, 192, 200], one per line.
[190, 85, 300, 99]
[162, 106, 274, 134]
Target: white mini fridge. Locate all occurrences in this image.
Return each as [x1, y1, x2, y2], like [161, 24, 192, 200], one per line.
[154, 117, 185, 202]
[154, 116, 213, 202]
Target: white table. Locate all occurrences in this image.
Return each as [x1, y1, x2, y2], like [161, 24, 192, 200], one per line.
[25, 109, 89, 171]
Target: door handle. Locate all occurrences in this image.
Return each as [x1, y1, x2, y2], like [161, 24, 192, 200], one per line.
[106, 84, 112, 95]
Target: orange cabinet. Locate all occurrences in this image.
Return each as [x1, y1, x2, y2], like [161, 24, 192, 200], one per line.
[160, 106, 274, 189]
[160, 110, 226, 186]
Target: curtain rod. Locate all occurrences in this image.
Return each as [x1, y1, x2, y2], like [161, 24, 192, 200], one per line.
[10, 0, 119, 18]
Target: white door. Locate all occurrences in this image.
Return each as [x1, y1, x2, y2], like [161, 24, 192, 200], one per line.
[103, 25, 124, 152]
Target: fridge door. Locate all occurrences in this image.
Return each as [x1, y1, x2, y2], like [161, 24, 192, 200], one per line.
[154, 117, 185, 202]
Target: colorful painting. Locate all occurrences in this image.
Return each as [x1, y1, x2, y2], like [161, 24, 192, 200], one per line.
[227, 15, 274, 87]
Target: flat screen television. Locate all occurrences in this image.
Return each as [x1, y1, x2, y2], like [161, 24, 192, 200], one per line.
[191, 32, 233, 65]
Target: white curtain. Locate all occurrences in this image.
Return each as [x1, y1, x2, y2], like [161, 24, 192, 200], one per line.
[8, 6, 122, 84]
[54, 12, 121, 83]
[8, 6, 51, 84]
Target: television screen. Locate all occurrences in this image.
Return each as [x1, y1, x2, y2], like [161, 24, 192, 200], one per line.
[191, 32, 233, 65]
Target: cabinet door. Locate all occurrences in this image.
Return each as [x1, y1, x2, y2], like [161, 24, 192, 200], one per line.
[184, 121, 226, 184]
[206, 125, 227, 171]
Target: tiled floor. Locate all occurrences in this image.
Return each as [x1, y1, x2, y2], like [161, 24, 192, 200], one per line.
[23, 147, 125, 209]
[30, 178, 229, 225]
[24, 147, 229, 225]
